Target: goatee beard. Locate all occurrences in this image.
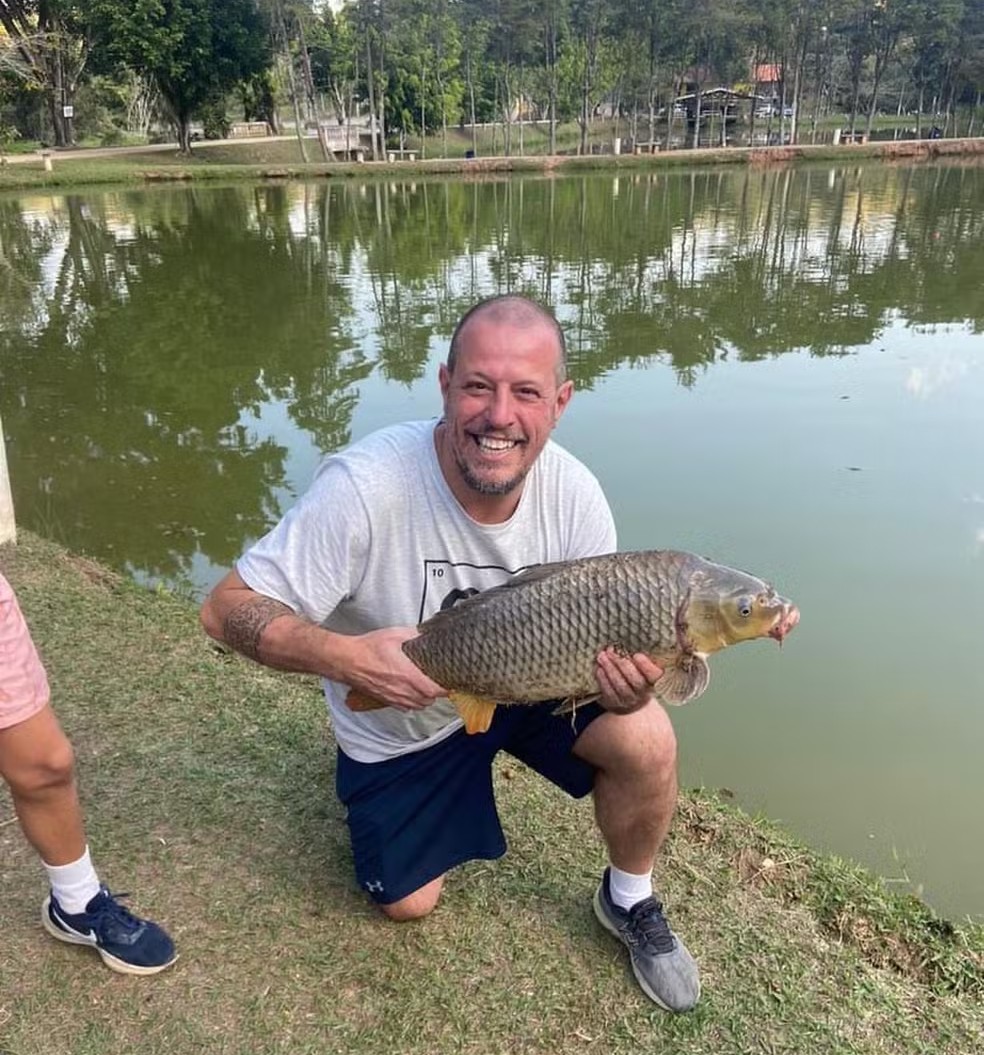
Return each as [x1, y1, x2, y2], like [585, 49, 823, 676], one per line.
[456, 455, 527, 496]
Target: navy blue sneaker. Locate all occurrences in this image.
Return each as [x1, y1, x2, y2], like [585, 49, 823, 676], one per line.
[593, 868, 700, 1012]
[42, 886, 177, 975]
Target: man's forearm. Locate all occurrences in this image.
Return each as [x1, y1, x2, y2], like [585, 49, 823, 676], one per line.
[204, 593, 355, 682]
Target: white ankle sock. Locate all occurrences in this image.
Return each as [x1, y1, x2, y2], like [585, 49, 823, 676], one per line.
[608, 865, 653, 910]
[43, 847, 101, 914]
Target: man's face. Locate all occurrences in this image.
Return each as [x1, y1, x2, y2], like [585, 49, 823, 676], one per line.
[438, 315, 573, 500]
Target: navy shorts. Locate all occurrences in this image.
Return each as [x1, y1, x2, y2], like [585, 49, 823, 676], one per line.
[335, 700, 605, 905]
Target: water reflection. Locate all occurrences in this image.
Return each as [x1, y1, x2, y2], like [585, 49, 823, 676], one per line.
[1, 163, 983, 919]
[1, 165, 981, 584]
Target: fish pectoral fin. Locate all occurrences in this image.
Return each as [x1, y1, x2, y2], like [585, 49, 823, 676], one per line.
[345, 689, 390, 712]
[552, 693, 600, 716]
[449, 691, 497, 735]
[652, 654, 710, 705]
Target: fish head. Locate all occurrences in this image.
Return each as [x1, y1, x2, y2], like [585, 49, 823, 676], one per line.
[685, 565, 799, 652]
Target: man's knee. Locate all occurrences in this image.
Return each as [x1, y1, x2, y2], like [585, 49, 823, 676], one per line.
[574, 700, 677, 772]
[378, 876, 444, 922]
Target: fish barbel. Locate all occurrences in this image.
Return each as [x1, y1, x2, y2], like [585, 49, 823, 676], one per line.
[346, 549, 799, 733]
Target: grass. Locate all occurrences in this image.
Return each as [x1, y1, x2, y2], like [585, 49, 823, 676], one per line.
[1, 531, 982, 1055]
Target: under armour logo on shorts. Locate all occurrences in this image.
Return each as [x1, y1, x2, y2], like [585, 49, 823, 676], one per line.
[365, 879, 384, 893]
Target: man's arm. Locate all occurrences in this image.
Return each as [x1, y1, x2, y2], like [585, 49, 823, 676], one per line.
[200, 570, 445, 710]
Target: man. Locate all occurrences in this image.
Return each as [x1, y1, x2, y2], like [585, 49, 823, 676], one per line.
[200, 294, 700, 1012]
[0, 571, 176, 975]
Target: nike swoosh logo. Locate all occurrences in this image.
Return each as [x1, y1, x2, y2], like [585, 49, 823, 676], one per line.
[51, 905, 97, 942]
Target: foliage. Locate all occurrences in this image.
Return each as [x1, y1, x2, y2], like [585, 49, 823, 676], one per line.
[1, 0, 983, 151]
[86, 0, 271, 151]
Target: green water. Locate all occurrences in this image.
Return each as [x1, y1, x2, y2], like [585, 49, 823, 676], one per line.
[1, 163, 982, 920]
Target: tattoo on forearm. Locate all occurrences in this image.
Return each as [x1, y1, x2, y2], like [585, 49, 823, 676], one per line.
[224, 598, 293, 660]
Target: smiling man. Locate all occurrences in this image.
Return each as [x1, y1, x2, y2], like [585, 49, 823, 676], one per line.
[200, 294, 700, 1013]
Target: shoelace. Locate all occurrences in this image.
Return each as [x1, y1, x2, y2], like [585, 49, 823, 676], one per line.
[626, 896, 675, 954]
[91, 890, 143, 933]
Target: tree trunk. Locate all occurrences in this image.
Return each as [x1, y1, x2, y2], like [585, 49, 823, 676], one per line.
[968, 91, 981, 138]
[467, 51, 478, 156]
[177, 116, 192, 154]
[365, 30, 379, 160]
[296, 15, 331, 161]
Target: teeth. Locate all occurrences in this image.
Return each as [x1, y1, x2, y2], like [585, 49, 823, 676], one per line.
[477, 436, 516, 451]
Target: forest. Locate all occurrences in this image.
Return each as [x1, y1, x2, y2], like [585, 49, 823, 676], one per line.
[1, 1, 982, 155]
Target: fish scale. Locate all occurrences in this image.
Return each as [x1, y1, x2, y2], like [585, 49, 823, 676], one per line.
[406, 551, 710, 701]
[348, 549, 799, 734]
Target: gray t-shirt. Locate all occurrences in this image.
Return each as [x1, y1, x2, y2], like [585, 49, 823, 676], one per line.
[237, 419, 617, 762]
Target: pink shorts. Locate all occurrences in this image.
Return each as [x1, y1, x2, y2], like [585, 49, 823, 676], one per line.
[0, 571, 50, 730]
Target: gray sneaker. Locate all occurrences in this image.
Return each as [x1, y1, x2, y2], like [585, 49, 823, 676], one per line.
[593, 868, 701, 1012]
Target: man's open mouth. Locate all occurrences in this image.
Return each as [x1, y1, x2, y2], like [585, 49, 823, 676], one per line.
[474, 435, 521, 452]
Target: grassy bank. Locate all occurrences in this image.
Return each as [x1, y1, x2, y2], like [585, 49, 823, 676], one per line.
[2, 135, 983, 194]
[0, 531, 982, 1055]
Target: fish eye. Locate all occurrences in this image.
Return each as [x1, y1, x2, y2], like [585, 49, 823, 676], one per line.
[737, 597, 753, 618]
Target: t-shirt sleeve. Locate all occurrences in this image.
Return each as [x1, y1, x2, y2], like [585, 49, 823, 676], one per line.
[236, 459, 370, 625]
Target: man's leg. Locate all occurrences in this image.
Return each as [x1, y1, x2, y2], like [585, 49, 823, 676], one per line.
[571, 700, 677, 874]
[380, 875, 445, 921]
[572, 700, 700, 1013]
[335, 725, 510, 922]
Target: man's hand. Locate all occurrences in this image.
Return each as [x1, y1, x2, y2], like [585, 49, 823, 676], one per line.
[342, 627, 446, 711]
[594, 648, 663, 714]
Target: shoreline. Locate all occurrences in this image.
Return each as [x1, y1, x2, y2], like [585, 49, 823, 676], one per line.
[1, 136, 982, 193]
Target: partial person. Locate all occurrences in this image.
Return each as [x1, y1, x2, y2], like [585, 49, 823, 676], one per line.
[0, 571, 176, 974]
[200, 294, 699, 1012]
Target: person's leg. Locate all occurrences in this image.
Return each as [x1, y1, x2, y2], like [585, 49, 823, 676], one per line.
[0, 577, 176, 974]
[570, 701, 678, 875]
[506, 699, 699, 1013]
[0, 704, 87, 867]
[335, 724, 509, 922]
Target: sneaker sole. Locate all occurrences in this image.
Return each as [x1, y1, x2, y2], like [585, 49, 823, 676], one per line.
[592, 885, 699, 1013]
[41, 897, 178, 977]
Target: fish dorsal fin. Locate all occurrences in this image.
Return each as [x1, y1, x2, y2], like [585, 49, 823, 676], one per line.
[652, 654, 711, 705]
[417, 562, 574, 632]
[449, 691, 497, 734]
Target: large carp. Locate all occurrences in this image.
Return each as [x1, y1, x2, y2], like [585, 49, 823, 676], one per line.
[346, 549, 799, 734]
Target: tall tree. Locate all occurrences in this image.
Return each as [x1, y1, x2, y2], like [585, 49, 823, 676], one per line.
[88, 0, 270, 153]
[0, 0, 88, 145]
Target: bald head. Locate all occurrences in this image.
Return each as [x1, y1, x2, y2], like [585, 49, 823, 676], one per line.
[448, 295, 568, 384]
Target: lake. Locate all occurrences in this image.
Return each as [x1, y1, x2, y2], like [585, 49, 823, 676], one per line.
[1, 161, 982, 921]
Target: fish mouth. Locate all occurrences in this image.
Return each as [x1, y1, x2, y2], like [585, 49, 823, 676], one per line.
[768, 604, 800, 642]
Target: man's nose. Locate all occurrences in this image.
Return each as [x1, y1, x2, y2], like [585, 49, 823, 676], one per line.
[486, 386, 515, 428]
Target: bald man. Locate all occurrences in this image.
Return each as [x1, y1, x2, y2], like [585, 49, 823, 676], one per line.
[201, 295, 699, 1012]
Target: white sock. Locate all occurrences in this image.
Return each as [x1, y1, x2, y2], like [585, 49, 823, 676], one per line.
[43, 847, 102, 914]
[608, 865, 653, 910]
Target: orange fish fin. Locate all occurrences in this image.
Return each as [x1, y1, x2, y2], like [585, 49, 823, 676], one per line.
[345, 689, 390, 712]
[652, 654, 710, 705]
[449, 692, 497, 734]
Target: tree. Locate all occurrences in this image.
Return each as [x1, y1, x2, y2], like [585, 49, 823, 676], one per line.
[0, 0, 89, 146]
[88, 0, 270, 153]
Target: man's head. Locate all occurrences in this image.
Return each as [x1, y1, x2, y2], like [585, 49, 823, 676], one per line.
[436, 295, 574, 517]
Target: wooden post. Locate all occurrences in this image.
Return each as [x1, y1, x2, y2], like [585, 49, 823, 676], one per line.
[0, 411, 16, 544]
